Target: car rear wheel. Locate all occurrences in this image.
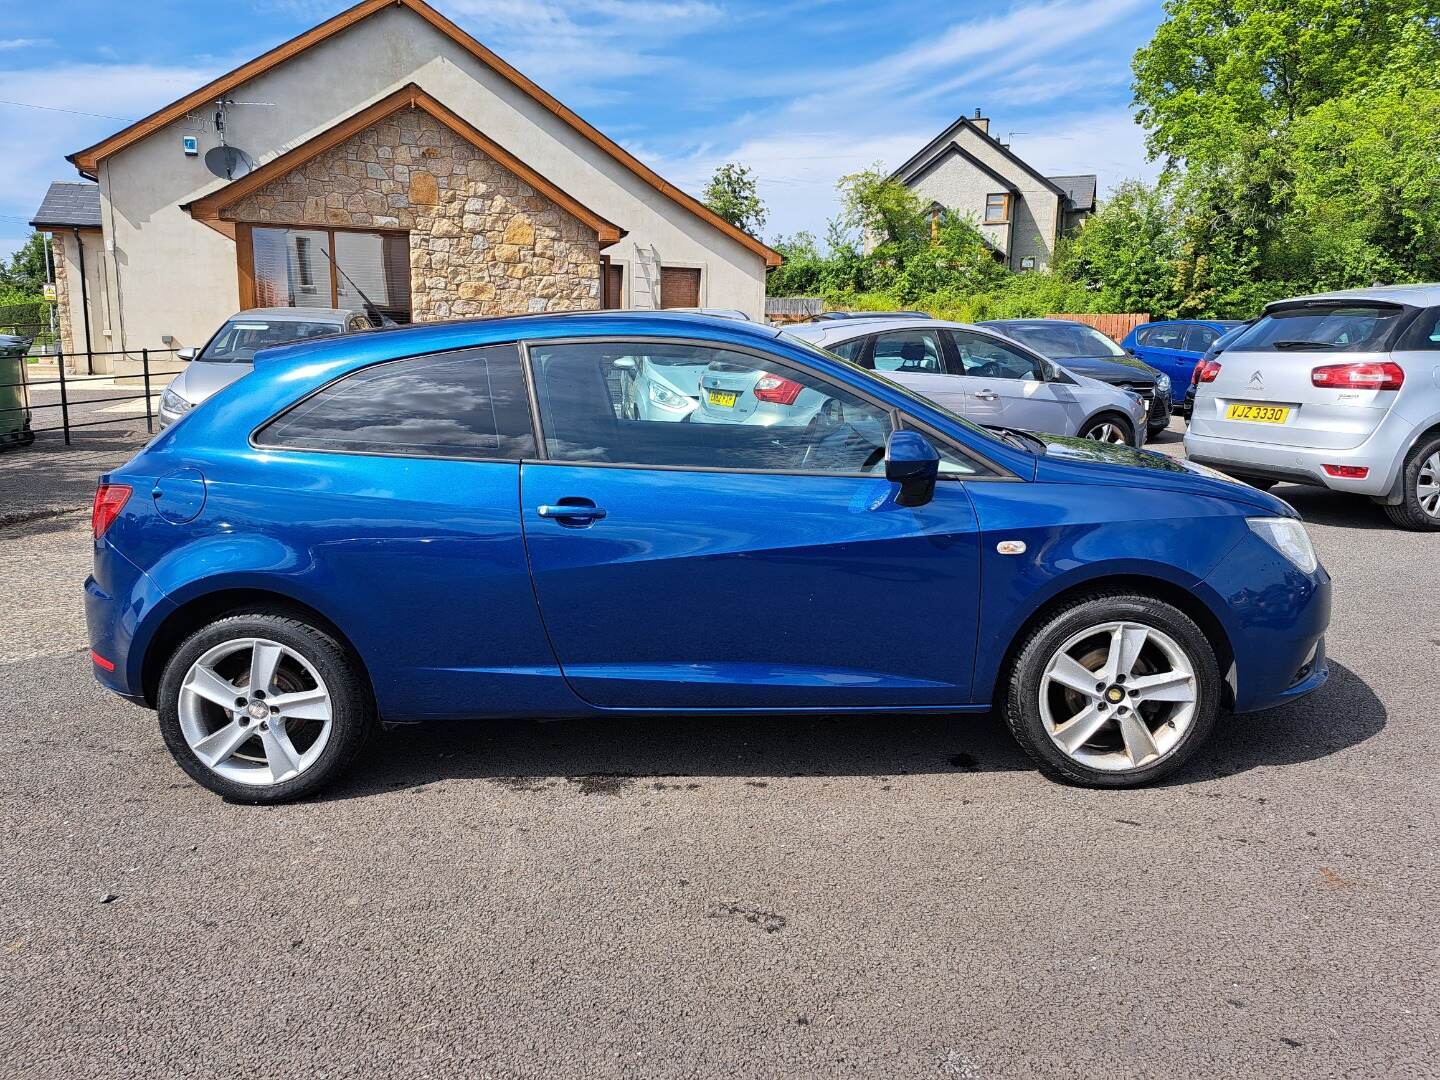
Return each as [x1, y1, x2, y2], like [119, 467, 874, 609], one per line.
[1382, 435, 1440, 532]
[157, 611, 375, 803]
[1080, 414, 1135, 447]
[1003, 594, 1221, 788]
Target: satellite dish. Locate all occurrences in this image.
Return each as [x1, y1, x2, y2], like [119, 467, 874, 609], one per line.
[205, 145, 253, 181]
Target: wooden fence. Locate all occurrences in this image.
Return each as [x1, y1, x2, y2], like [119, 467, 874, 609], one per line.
[1044, 312, 1149, 342]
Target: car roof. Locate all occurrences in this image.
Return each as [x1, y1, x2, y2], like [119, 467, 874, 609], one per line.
[1267, 283, 1440, 309]
[787, 316, 995, 341]
[252, 309, 785, 366]
[230, 307, 362, 323]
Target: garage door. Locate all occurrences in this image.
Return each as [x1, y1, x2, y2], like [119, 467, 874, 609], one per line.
[660, 267, 701, 308]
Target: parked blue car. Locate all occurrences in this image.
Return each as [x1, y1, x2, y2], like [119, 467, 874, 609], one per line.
[1122, 319, 1247, 404]
[85, 312, 1331, 801]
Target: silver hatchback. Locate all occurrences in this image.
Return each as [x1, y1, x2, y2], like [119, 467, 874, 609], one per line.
[788, 318, 1150, 446]
[1184, 285, 1440, 530]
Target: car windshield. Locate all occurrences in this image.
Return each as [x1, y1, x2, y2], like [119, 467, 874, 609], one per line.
[1002, 323, 1127, 358]
[200, 319, 343, 363]
[1231, 304, 1406, 352]
[778, 331, 1005, 446]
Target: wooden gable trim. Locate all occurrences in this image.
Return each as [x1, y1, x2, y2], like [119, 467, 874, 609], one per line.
[182, 84, 623, 246]
[70, 0, 781, 267]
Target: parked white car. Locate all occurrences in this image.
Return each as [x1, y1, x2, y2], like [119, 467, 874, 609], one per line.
[788, 318, 1150, 445]
[1184, 285, 1440, 530]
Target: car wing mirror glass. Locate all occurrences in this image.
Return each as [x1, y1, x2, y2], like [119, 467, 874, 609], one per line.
[885, 430, 940, 506]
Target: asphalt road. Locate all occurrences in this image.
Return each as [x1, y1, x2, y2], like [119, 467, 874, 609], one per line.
[1, 424, 1436, 1079]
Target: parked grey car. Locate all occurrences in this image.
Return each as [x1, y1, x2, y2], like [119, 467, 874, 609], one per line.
[788, 318, 1150, 445]
[158, 308, 373, 428]
[1185, 284, 1440, 530]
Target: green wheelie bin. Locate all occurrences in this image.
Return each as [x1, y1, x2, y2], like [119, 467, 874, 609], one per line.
[0, 334, 35, 448]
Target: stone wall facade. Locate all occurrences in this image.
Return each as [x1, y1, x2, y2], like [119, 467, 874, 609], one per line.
[223, 107, 601, 318]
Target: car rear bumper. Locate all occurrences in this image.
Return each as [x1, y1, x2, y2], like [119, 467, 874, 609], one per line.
[1184, 424, 1405, 496]
[85, 540, 175, 705]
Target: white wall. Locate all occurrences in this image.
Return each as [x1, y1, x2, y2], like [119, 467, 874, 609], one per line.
[93, 4, 768, 349]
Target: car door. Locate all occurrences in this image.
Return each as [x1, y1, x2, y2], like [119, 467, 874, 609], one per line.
[1177, 324, 1220, 385]
[946, 329, 1084, 435]
[865, 328, 966, 412]
[520, 336, 985, 710]
[1134, 323, 1187, 383]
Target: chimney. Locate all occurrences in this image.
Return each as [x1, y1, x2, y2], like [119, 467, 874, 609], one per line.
[971, 107, 990, 135]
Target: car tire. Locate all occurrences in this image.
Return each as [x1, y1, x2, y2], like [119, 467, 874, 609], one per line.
[1238, 476, 1277, 491]
[1079, 413, 1136, 447]
[1002, 593, 1221, 788]
[1382, 434, 1440, 532]
[157, 610, 375, 803]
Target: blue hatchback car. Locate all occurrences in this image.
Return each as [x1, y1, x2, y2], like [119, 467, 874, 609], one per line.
[1122, 319, 1247, 398]
[85, 312, 1331, 801]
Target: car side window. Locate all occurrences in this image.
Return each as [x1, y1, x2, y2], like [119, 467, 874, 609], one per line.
[1401, 307, 1440, 351]
[1147, 325, 1185, 349]
[255, 344, 535, 459]
[949, 330, 1046, 381]
[1133, 326, 1155, 346]
[870, 330, 945, 374]
[528, 340, 895, 475]
[825, 337, 867, 362]
[1183, 325, 1219, 352]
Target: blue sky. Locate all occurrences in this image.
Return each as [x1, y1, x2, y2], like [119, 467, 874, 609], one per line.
[0, 0, 1165, 261]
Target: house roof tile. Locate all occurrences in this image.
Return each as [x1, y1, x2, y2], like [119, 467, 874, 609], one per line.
[30, 181, 101, 229]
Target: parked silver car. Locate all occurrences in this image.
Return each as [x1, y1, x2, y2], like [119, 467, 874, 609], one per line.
[788, 318, 1149, 445]
[158, 308, 373, 428]
[1185, 285, 1440, 530]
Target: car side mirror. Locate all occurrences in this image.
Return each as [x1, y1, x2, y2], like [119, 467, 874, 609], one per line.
[611, 357, 636, 370]
[176, 347, 197, 361]
[885, 430, 940, 507]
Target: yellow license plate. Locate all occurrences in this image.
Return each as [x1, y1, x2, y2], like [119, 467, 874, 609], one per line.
[1226, 403, 1290, 424]
[707, 389, 738, 408]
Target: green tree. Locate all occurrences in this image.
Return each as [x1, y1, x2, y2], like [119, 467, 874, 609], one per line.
[701, 163, 768, 237]
[0, 232, 52, 300]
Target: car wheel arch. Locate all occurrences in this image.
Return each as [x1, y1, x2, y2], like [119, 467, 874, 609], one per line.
[139, 586, 375, 711]
[977, 571, 1237, 710]
[1078, 409, 1137, 444]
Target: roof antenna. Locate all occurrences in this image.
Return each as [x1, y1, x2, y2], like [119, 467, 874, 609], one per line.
[203, 97, 275, 180]
[319, 245, 399, 328]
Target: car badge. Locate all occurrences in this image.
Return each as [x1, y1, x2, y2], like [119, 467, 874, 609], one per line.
[1249, 371, 1264, 389]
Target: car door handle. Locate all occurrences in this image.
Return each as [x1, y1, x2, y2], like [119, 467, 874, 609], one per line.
[537, 503, 608, 523]
[974, 390, 999, 401]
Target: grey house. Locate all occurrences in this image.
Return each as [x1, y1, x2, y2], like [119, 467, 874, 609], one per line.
[892, 111, 1097, 271]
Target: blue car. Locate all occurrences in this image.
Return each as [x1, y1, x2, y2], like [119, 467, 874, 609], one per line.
[1122, 319, 1247, 402]
[85, 312, 1331, 801]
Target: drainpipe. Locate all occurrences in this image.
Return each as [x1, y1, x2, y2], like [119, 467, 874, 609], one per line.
[72, 227, 94, 374]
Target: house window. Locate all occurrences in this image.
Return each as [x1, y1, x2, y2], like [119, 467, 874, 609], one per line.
[984, 193, 1010, 224]
[659, 266, 702, 308]
[248, 225, 412, 323]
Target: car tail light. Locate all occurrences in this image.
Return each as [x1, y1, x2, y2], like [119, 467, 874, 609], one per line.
[752, 373, 804, 405]
[1193, 360, 1221, 385]
[92, 484, 131, 538]
[1311, 362, 1404, 391]
[1322, 464, 1370, 479]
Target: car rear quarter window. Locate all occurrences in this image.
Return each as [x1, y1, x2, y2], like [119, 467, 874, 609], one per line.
[825, 337, 866, 362]
[1183, 325, 1220, 352]
[255, 344, 535, 459]
[870, 330, 945, 374]
[1400, 307, 1440, 351]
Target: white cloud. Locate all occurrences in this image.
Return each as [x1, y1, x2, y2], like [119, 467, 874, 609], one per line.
[0, 38, 48, 51]
[1006, 110, 1159, 194]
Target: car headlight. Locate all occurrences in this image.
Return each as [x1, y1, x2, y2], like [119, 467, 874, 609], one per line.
[647, 381, 691, 410]
[159, 386, 193, 422]
[1156, 373, 1172, 394]
[1248, 516, 1318, 574]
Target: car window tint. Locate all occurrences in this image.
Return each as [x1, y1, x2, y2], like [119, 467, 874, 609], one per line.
[1183, 325, 1219, 352]
[870, 330, 944, 374]
[529, 340, 894, 475]
[256, 344, 535, 459]
[1235, 305, 1406, 352]
[826, 337, 866, 362]
[950, 331, 1046, 381]
[1402, 308, 1440, 350]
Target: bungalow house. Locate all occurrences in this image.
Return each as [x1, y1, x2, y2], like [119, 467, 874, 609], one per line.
[31, 0, 780, 371]
[892, 110, 1096, 272]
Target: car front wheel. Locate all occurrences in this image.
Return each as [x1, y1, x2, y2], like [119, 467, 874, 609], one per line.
[1080, 414, 1135, 447]
[1003, 594, 1221, 787]
[157, 611, 375, 803]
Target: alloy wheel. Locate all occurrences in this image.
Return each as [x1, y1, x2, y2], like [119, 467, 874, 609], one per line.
[1038, 620, 1198, 772]
[177, 637, 334, 786]
[1418, 451, 1440, 518]
[1084, 422, 1128, 445]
